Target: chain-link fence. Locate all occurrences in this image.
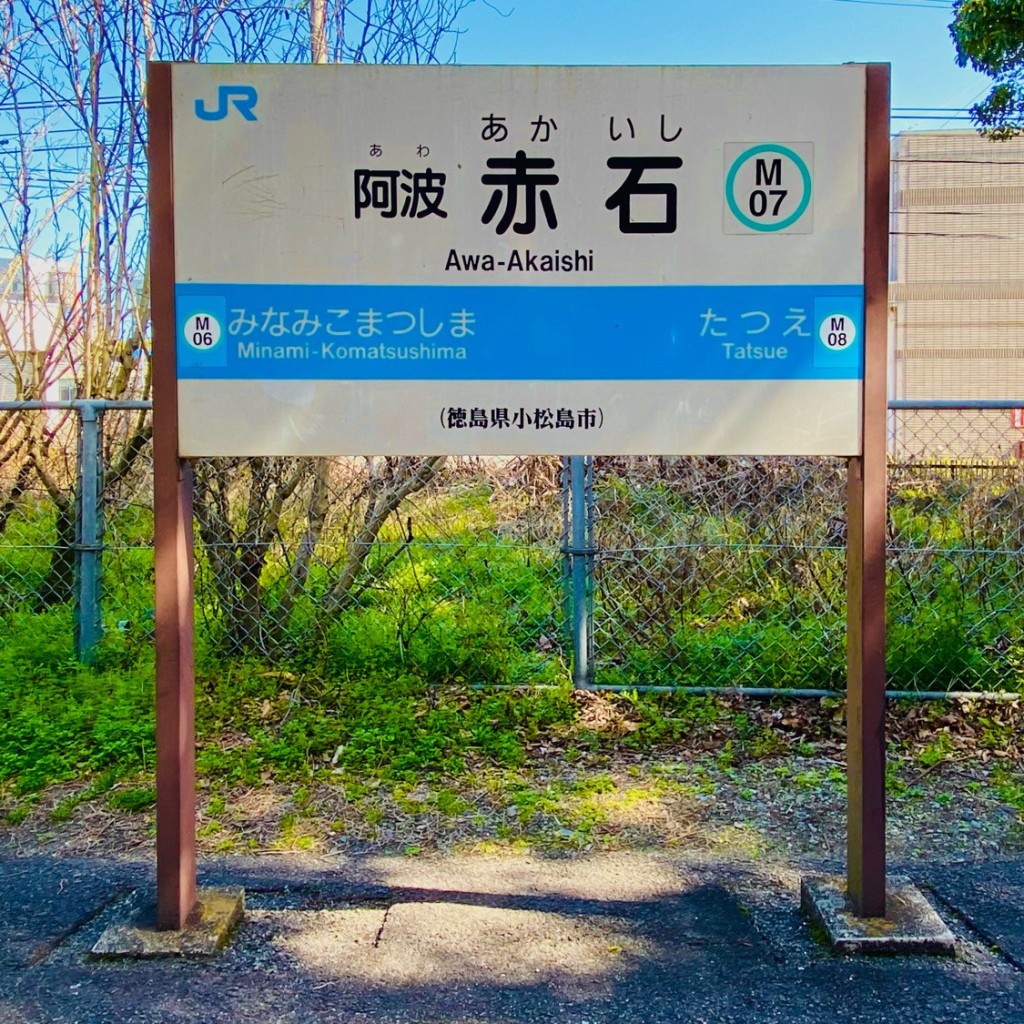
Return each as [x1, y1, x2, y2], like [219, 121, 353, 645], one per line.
[1, 400, 1023, 694]
[576, 404, 1024, 694]
[187, 453, 566, 686]
[887, 404, 1024, 693]
[0, 401, 155, 660]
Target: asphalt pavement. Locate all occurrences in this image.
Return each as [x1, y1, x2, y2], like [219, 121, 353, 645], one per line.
[0, 850, 1022, 1024]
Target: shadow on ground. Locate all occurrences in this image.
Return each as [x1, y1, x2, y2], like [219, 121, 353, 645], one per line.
[0, 851, 1021, 1024]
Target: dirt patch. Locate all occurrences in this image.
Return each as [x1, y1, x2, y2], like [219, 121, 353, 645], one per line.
[3, 695, 1024, 864]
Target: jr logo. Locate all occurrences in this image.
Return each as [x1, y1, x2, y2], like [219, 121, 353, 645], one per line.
[194, 85, 258, 122]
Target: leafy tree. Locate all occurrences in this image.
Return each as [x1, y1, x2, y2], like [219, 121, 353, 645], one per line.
[951, 0, 1024, 138]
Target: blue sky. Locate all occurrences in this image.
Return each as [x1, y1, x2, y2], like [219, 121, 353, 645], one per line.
[454, 0, 989, 131]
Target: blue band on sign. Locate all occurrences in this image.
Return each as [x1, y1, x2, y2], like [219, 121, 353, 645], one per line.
[174, 283, 863, 382]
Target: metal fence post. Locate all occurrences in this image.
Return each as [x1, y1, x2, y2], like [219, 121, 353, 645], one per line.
[74, 402, 104, 663]
[569, 455, 594, 688]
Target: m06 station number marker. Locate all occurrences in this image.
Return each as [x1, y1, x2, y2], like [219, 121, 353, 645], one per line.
[183, 312, 223, 351]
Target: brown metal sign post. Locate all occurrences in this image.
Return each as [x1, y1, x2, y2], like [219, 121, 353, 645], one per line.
[846, 63, 890, 918]
[150, 62, 198, 932]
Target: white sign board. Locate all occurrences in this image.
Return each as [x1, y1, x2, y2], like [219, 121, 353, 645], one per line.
[170, 64, 867, 456]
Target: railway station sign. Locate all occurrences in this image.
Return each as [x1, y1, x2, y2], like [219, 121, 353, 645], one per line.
[150, 61, 891, 932]
[170, 64, 869, 456]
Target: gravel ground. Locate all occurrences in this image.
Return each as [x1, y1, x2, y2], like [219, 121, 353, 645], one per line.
[3, 751, 1022, 866]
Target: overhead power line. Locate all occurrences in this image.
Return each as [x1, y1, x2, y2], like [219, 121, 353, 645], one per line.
[0, 97, 131, 114]
[822, 0, 952, 8]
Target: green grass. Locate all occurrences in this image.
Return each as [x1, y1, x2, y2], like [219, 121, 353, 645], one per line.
[108, 786, 157, 813]
[1, 466, 1024, 800]
[0, 597, 766, 799]
[0, 610, 155, 793]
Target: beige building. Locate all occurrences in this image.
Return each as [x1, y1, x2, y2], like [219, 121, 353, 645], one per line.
[889, 130, 1024, 458]
[0, 257, 77, 403]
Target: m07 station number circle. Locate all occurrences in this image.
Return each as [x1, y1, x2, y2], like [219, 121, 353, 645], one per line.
[725, 144, 813, 233]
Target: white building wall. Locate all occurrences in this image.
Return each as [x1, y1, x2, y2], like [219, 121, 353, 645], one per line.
[890, 130, 1024, 458]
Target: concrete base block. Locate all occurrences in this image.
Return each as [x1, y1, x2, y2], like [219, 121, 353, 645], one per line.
[91, 887, 244, 958]
[801, 875, 955, 956]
